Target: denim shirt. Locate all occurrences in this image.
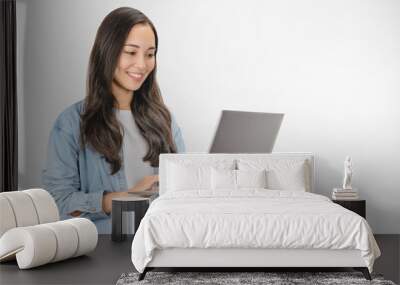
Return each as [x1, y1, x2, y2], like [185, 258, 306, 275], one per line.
[41, 100, 185, 233]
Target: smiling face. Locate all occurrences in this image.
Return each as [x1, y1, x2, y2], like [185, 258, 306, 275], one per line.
[112, 23, 156, 98]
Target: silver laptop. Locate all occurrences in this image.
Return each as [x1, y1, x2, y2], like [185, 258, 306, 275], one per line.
[209, 110, 284, 153]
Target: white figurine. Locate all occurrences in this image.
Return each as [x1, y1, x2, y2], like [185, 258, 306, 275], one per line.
[342, 156, 353, 190]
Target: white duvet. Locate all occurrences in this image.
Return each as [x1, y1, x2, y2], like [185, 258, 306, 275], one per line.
[131, 190, 380, 273]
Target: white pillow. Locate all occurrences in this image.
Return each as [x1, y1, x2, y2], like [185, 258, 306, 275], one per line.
[237, 169, 267, 188]
[211, 168, 236, 190]
[166, 162, 212, 191]
[211, 169, 268, 190]
[238, 159, 309, 191]
[165, 159, 236, 192]
[267, 166, 306, 191]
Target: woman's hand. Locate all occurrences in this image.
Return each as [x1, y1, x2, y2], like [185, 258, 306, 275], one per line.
[70, 210, 82, 217]
[128, 175, 159, 193]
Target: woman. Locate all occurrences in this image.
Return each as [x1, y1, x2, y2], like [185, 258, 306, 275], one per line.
[42, 7, 185, 233]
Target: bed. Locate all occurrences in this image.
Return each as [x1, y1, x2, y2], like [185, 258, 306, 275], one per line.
[131, 153, 380, 280]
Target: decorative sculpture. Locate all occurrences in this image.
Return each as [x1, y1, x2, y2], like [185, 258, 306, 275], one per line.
[342, 156, 353, 190]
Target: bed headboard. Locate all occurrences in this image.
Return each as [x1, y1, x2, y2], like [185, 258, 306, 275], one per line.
[159, 153, 315, 195]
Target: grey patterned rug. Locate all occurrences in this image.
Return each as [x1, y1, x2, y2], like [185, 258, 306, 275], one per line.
[116, 271, 396, 285]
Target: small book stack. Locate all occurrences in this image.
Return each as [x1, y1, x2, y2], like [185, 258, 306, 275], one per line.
[332, 188, 359, 200]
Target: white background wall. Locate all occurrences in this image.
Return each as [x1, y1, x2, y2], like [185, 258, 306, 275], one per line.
[17, 0, 400, 233]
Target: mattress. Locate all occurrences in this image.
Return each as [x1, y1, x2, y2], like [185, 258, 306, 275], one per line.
[131, 190, 380, 273]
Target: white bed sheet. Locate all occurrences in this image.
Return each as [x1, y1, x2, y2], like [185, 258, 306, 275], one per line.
[131, 190, 380, 273]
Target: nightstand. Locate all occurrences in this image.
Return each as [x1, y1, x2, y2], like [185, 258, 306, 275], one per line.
[332, 199, 366, 218]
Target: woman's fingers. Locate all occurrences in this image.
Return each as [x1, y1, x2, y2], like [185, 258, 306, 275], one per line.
[127, 175, 159, 193]
[144, 175, 159, 187]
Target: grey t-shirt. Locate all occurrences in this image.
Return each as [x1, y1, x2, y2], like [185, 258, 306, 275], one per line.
[115, 109, 154, 189]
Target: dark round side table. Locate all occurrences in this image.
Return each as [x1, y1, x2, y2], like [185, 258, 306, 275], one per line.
[111, 196, 151, 242]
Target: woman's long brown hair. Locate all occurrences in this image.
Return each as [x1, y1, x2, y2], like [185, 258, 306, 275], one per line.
[80, 7, 176, 175]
